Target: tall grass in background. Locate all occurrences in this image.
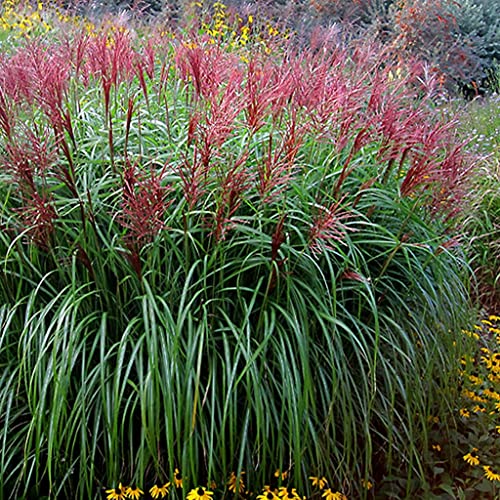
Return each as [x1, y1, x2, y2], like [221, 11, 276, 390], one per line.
[0, 4, 477, 498]
[450, 82, 500, 312]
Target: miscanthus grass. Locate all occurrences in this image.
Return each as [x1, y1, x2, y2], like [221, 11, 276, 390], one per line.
[0, 6, 477, 499]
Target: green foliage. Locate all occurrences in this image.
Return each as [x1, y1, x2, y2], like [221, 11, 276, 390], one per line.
[486, 63, 500, 93]
[461, 161, 500, 310]
[455, 96, 500, 310]
[452, 0, 500, 90]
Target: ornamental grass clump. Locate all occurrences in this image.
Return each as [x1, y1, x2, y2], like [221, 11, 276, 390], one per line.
[0, 11, 475, 499]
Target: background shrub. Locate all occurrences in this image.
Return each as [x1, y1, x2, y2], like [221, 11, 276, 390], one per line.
[193, 0, 500, 95]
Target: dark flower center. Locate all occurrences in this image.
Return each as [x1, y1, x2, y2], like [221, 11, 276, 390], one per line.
[267, 493, 274, 499]
[197, 487, 205, 496]
[176, 473, 182, 480]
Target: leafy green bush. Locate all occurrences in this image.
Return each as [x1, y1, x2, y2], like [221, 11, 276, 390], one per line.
[452, 0, 500, 93]
[0, 7, 476, 499]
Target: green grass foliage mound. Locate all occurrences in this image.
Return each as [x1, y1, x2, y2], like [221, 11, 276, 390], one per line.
[0, 17, 475, 499]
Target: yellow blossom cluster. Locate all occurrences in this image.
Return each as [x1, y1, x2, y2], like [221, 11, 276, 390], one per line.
[105, 469, 354, 499]
[190, 0, 290, 57]
[457, 315, 500, 484]
[0, 0, 99, 39]
[0, 0, 51, 37]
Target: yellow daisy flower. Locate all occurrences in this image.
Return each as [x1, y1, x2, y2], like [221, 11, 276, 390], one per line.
[484, 388, 500, 400]
[483, 465, 500, 482]
[227, 471, 245, 493]
[491, 353, 500, 372]
[274, 469, 288, 480]
[150, 483, 170, 499]
[186, 486, 214, 500]
[321, 489, 347, 500]
[106, 483, 127, 500]
[463, 449, 480, 466]
[278, 486, 301, 500]
[309, 476, 328, 489]
[174, 468, 183, 488]
[257, 490, 280, 500]
[125, 485, 144, 499]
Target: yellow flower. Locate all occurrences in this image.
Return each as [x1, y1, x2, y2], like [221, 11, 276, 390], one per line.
[174, 468, 183, 488]
[491, 353, 500, 373]
[463, 449, 480, 466]
[483, 388, 500, 400]
[267, 25, 279, 36]
[361, 479, 373, 490]
[125, 485, 144, 499]
[150, 483, 170, 499]
[227, 471, 245, 493]
[481, 358, 492, 369]
[309, 476, 328, 489]
[462, 330, 481, 340]
[459, 408, 470, 418]
[186, 486, 214, 500]
[106, 483, 127, 500]
[257, 490, 280, 500]
[462, 389, 487, 403]
[322, 489, 347, 500]
[278, 486, 301, 500]
[483, 465, 500, 482]
[432, 444, 441, 452]
[274, 469, 288, 480]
